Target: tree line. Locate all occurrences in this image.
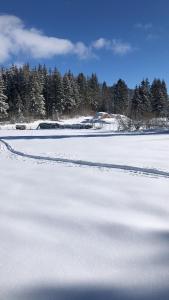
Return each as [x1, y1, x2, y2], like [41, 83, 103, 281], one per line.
[0, 64, 168, 122]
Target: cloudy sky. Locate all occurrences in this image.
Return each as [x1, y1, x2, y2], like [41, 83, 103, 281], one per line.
[0, 0, 169, 87]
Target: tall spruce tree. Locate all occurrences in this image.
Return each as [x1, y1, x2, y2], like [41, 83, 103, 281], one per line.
[138, 79, 152, 118]
[114, 79, 129, 115]
[5, 65, 21, 120]
[28, 71, 46, 119]
[63, 72, 76, 114]
[20, 64, 32, 119]
[87, 73, 101, 111]
[15, 93, 24, 122]
[101, 82, 112, 112]
[161, 80, 169, 116]
[151, 79, 168, 117]
[68, 71, 81, 112]
[77, 73, 89, 113]
[130, 85, 142, 120]
[40, 65, 50, 117]
[0, 74, 8, 120]
[50, 69, 65, 119]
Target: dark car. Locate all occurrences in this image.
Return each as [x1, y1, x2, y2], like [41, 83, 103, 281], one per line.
[16, 124, 26, 130]
[37, 122, 61, 129]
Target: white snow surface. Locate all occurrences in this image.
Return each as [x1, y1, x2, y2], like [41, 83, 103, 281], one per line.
[0, 123, 169, 299]
[2, 131, 169, 171]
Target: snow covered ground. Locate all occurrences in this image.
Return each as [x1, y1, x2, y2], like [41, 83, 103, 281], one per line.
[0, 113, 132, 131]
[1, 131, 169, 172]
[0, 125, 169, 299]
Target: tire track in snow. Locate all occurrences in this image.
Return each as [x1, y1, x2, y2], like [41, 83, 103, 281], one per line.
[1, 128, 169, 141]
[1, 139, 169, 178]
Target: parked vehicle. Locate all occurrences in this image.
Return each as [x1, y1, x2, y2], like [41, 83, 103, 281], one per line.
[37, 122, 93, 130]
[16, 124, 26, 130]
[37, 122, 61, 129]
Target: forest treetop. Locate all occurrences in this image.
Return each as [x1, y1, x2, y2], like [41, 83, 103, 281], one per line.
[0, 64, 168, 122]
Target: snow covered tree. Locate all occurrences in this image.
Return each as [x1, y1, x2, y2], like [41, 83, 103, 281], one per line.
[15, 93, 24, 122]
[0, 74, 8, 120]
[28, 71, 46, 119]
[67, 71, 81, 111]
[18, 64, 31, 119]
[49, 69, 65, 119]
[63, 72, 77, 114]
[0, 63, 169, 122]
[5, 65, 20, 120]
[138, 79, 152, 118]
[38, 65, 50, 117]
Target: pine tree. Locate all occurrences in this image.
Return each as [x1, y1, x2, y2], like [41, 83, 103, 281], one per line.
[67, 71, 80, 107]
[130, 85, 142, 120]
[0, 73, 8, 120]
[63, 72, 76, 114]
[39, 65, 50, 117]
[44, 71, 53, 118]
[1, 63, 169, 122]
[20, 64, 31, 119]
[28, 71, 46, 119]
[5, 65, 20, 120]
[77, 73, 87, 113]
[110, 84, 116, 114]
[151, 79, 168, 117]
[161, 80, 169, 116]
[50, 69, 65, 119]
[101, 82, 112, 112]
[138, 79, 152, 119]
[114, 79, 129, 115]
[87, 73, 101, 111]
[15, 93, 24, 122]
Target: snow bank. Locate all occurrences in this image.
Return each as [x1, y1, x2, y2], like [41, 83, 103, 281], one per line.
[1, 113, 169, 133]
[0, 136, 169, 299]
[0, 114, 132, 132]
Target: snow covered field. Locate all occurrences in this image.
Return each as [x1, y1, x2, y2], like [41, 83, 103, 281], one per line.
[0, 125, 169, 299]
[1, 130, 169, 172]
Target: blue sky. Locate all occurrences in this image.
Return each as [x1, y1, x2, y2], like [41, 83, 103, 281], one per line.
[0, 0, 169, 87]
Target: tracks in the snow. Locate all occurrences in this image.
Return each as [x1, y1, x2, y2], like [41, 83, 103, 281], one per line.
[1, 137, 169, 178]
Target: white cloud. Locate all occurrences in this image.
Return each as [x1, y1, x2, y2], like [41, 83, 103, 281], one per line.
[0, 34, 13, 62]
[135, 22, 160, 42]
[135, 23, 153, 31]
[0, 14, 90, 62]
[92, 38, 133, 55]
[92, 38, 110, 49]
[73, 42, 91, 58]
[111, 40, 133, 55]
[0, 15, 134, 63]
